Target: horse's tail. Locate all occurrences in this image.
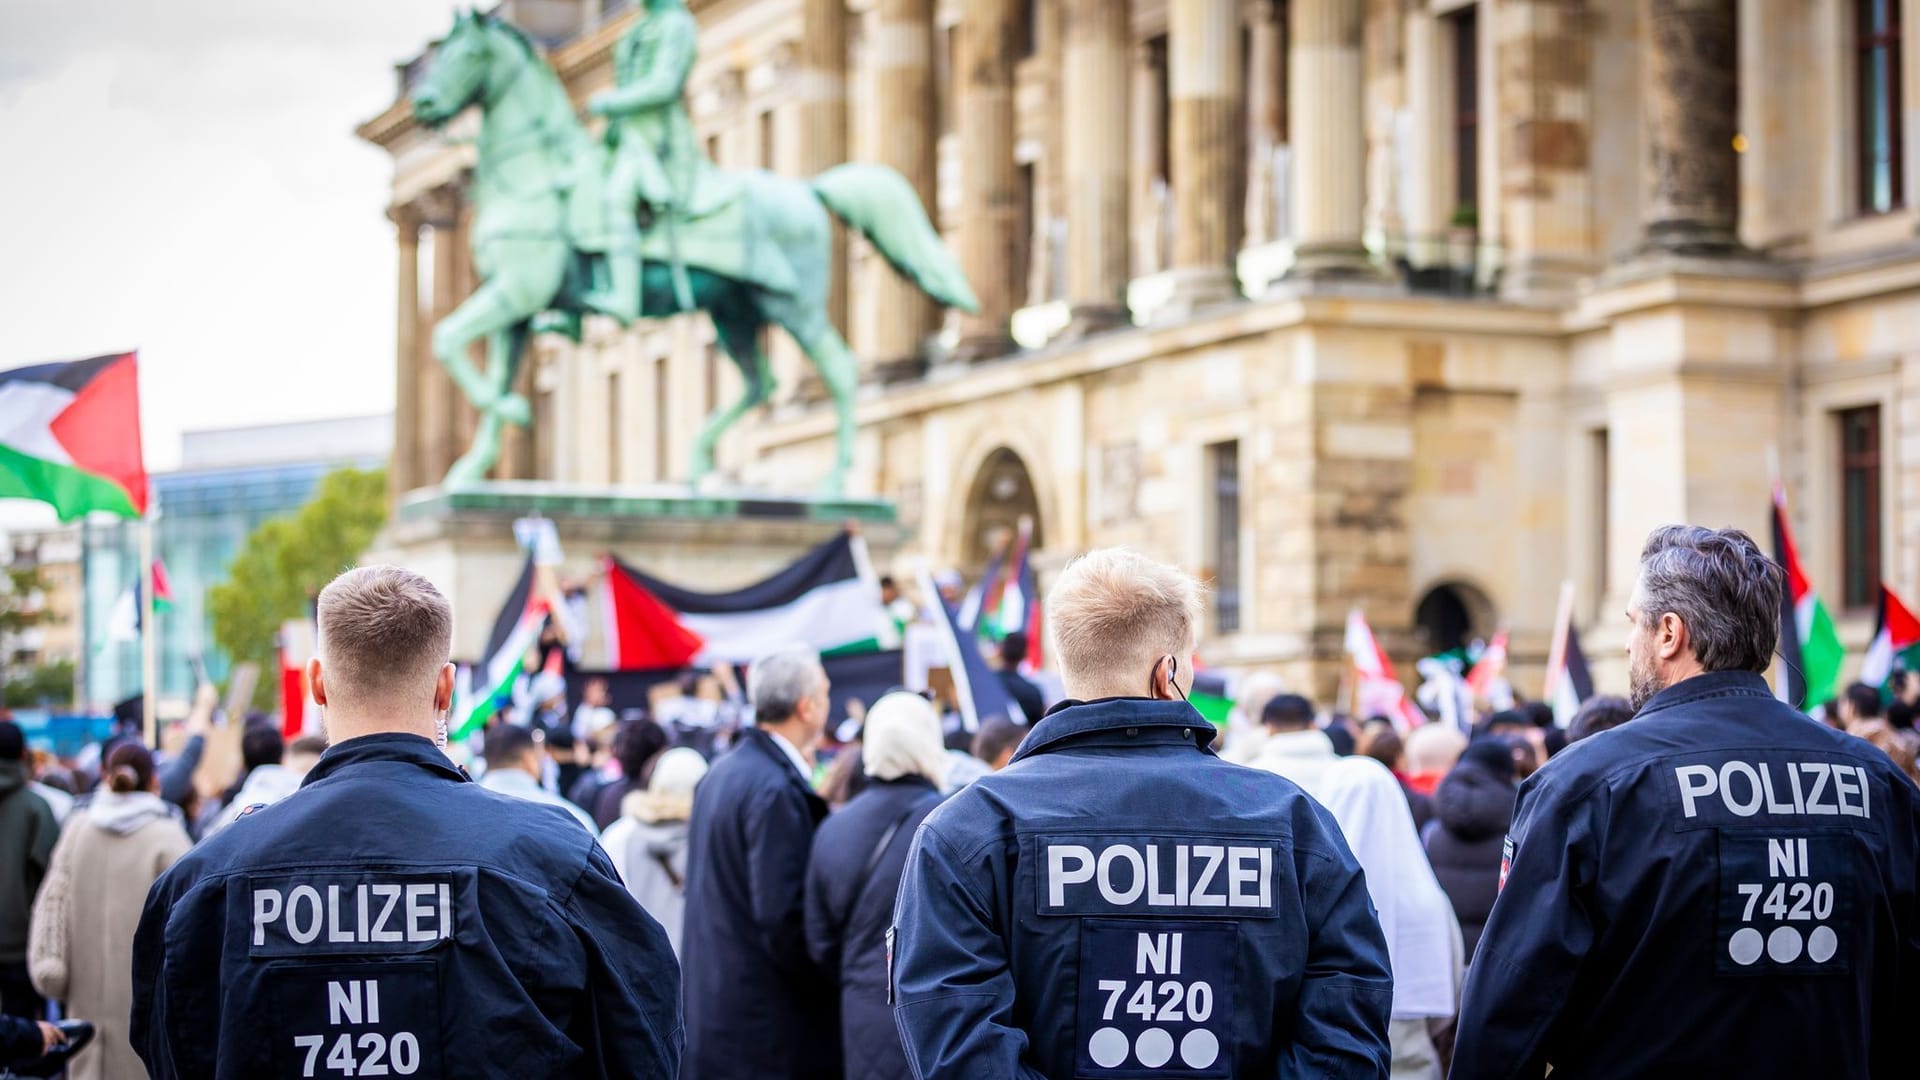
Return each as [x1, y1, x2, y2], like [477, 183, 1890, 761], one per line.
[811, 164, 980, 314]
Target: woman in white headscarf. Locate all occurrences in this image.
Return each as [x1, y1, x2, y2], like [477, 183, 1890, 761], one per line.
[803, 693, 948, 1080]
[601, 746, 708, 956]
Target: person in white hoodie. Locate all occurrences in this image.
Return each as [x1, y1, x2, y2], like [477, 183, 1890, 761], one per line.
[202, 734, 327, 837]
[601, 747, 707, 956]
[30, 742, 190, 1080]
[1245, 694, 1463, 1080]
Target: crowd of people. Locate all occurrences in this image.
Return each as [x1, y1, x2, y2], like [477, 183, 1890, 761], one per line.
[0, 525, 1915, 1077]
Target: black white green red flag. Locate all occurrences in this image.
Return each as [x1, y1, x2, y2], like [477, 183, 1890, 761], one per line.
[454, 551, 546, 739]
[1859, 584, 1920, 700]
[0, 352, 147, 520]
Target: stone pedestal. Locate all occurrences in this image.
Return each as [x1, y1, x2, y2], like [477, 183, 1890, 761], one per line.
[369, 483, 903, 664]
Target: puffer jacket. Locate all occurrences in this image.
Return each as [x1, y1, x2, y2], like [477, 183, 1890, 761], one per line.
[1423, 759, 1517, 960]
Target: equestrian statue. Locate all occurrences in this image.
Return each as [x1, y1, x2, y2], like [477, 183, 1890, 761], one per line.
[410, 4, 978, 492]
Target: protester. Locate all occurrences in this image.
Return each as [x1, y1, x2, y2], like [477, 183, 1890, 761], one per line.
[995, 631, 1045, 724]
[131, 565, 682, 1077]
[479, 723, 597, 832]
[29, 743, 189, 1079]
[1567, 694, 1634, 742]
[1837, 680, 1883, 728]
[681, 645, 839, 1080]
[601, 747, 708, 957]
[203, 733, 325, 836]
[24, 750, 72, 828]
[546, 726, 586, 799]
[590, 716, 670, 830]
[879, 575, 917, 638]
[806, 692, 948, 1080]
[1475, 710, 1540, 778]
[219, 722, 285, 810]
[1849, 719, 1920, 784]
[893, 548, 1392, 1075]
[1220, 670, 1285, 763]
[0, 721, 56, 1021]
[1452, 526, 1920, 1078]
[156, 687, 219, 820]
[1423, 738, 1518, 962]
[1247, 693, 1460, 1078]
[968, 715, 1025, 772]
[572, 676, 617, 744]
[1404, 722, 1466, 799]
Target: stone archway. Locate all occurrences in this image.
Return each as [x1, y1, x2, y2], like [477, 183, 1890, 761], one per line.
[961, 447, 1045, 573]
[1414, 580, 1497, 655]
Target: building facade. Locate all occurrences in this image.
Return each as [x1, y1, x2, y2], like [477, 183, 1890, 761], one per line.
[363, 0, 1920, 701]
[80, 415, 391, 710]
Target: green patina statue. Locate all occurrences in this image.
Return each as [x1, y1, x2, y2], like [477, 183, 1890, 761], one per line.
[411, 6, 977, 492]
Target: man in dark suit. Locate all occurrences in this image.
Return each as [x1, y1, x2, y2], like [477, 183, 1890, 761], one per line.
[996, 631, 1045, 725]
[680, 645, 839, 1080]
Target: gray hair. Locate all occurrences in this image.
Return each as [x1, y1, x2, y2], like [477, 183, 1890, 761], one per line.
[750, 644, 826, 725]
[1636, 526, 1783, 673]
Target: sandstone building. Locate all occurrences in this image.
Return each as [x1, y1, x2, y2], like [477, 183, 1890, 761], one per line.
[361, 0, 1919, 700]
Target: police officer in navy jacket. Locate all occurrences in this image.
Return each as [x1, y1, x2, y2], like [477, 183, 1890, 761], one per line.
[130, 566, 682, 1079]
[891, 548, 1392, 1079]
[1452, 526, 1920, 1079]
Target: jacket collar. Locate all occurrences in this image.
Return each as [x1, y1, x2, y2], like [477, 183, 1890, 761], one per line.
[1009, 698, 1216, 765]
[1634, 670, 1775, 719]
[739, 727, 815, 788]
[302, 732, 470, 788]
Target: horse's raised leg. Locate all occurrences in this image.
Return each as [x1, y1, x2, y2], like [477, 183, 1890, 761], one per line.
[447, 323, 530, 487]
[691, 303, 776, 486]
[776, 305, 859, 495]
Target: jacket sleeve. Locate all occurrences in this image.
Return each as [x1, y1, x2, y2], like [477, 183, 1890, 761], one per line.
[890, 824, 1048, 1080]
[0, 1014, 45, 1063]
[158, 735, 204, 808]
[1448, 774, 1607, 1080]
[562, 845, 684, 1079]
[129, 871, 180, 1080]
[745, 784, 819, 984]
[802, 828, 842, 983]
[1282, 817, 1395, 1078]
[26, 826, 73, 1002]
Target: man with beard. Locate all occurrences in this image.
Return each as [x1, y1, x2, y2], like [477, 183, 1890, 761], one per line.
[1451, 526, 1920, 1079]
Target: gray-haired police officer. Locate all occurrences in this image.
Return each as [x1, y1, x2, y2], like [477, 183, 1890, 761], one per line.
[1452, 527, 1920, 1078]
[891, 549, 1393, 1077]
[131, 566, 681, 1078]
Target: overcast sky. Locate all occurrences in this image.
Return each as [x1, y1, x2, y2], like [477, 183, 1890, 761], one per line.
[0, 0, 457, 496]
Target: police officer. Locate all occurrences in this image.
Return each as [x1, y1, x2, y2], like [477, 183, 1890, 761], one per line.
[130, 566, 681, 1078]
[891, 548, 1393, 1077]
[1451, 526, 1920, 1078]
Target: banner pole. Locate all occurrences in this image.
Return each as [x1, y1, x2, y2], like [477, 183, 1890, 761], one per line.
[140, 511, 158, 748]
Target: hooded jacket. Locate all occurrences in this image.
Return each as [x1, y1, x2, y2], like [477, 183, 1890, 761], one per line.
[30, 790, 190, 1080]
[0, 760, 57, 964]
[1423, 756, 1517, 961]
[601, 791, 692, 956]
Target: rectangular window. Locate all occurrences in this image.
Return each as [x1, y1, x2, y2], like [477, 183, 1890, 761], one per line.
[1448, 5, 1480, 215]
[1857, 0, 1904, 214]
[1210, 441, 1242, 634]
[607, 369, 621, 484]
[1592, 428, 1610, 603]
[1839, 405, 1883, 610]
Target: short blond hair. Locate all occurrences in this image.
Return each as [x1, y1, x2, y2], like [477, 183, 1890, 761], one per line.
[316, 565, 452, 711]
[1046, 548, 1202, 695]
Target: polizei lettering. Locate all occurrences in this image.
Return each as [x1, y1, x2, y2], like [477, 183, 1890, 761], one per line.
[248, 872, 456, 957]
[1039, 838, 1276, 916]
[1674, 761, 1874, 821]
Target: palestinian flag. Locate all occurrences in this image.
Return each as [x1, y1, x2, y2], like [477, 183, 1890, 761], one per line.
[989, 518, 1043, 670]
[603, 533, 892, 669]
[920, 562, 1022, 731]
[1546, 623, 1594, 726]
[1772, 482, 1843, 712]
[454, 552, 546, 739]
[0, 353, 147, 520]
[957, 543, 1008, 634]
[1189, 668, 1234, 727]
[1345, 608, 1426, 729]
[1465, 630, 1509, 700]
[1859, 585, 1920, 700]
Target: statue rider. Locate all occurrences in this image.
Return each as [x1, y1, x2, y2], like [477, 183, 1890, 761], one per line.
[584, 0, 703, 322]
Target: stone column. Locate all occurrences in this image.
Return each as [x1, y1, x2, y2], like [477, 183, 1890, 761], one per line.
[1500, 0, 1596, 299]
[1166, 0, 1245, 311]
[1131, 41, 1169, 277]
[418, 186, 463, 485]
[797, 0, 850, 336]
[953, 0, 1019, 361]
[867, 0, 940, 378]
[1244, 2, 1286, 247]
[1287, 0, 1371, 277]
[1061, 0, 1131, 334]
[1641, 0, 1739, 253]
[453, 202, 480, 456]
[388, 205, 422, 504]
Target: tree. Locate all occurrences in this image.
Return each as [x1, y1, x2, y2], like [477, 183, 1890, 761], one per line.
[5, 659, 74, 709]
[210, 467, 388, 711]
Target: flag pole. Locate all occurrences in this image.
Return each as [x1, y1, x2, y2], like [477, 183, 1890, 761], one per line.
[140, 509, 158, 748]
[1542, 579, 1575, 701]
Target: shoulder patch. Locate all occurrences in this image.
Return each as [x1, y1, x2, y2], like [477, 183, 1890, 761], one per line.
[1499, 834, 1514, 892]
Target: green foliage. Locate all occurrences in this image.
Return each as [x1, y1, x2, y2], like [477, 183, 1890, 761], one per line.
[209, 468, 389, 711]
[5, 660, 74, 709]
[1448, 204, 1480, 230]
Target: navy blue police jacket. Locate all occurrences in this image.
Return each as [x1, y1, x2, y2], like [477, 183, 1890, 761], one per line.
[1451, 671, 1920, 1079]
[130, 732, 683, 1079]
[890, 698, 1393, 1079]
